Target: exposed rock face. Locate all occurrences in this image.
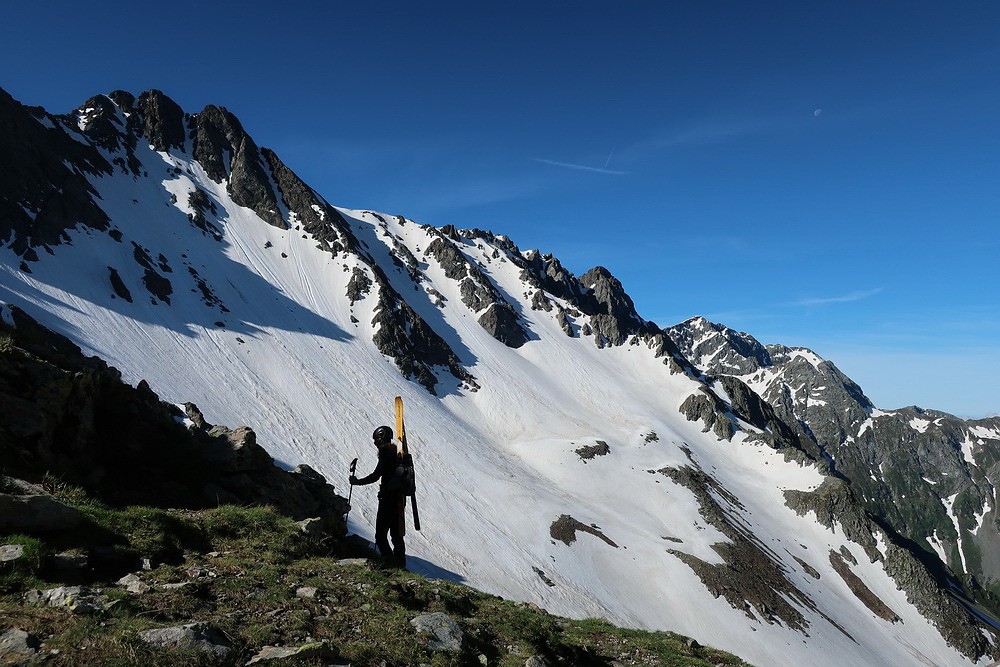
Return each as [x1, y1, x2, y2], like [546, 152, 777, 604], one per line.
[0, 628, 39, 663]
[369, 264, 478, 394]
[660, 461, 832, 636]
[575, 441, 610, 461]
[191, 105, 284, 228]
[0, 304, 349, 529]
[549, 515, 618, 548]
[135, 89, 186, 153]
[784, 477, 993, 660]
[0, 88, 112, 256]
[424, 231, 529, 348]
[579, 266, 653, 346]
[263, 148, 354, 254]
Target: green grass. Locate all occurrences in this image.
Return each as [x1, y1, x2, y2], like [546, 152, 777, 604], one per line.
[0, 534, 47, 592]
[0, 486, 751, 667]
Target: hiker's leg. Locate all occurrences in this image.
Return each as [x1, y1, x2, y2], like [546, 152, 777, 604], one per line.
[374, 496, 394, 562]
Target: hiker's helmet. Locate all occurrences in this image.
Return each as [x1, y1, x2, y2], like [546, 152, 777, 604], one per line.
[372, 425, 393, 443]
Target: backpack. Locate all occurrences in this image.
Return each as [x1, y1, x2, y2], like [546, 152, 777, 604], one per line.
[384, 451, 416, 496]
[397, 452, 416, 496]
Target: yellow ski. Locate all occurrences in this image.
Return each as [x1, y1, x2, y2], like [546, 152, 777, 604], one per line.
[394, 396, 420, 531]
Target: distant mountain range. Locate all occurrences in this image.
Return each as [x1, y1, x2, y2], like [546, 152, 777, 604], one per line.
[2, 86, 998, 666]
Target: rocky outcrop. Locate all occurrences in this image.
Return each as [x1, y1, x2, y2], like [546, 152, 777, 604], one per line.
[262, 147, 356, 254]
[0, 88, 112, 256]
[784, 477, 995, 660]
[191, 105, 285, 228]
[0, 304, 349, 530]
[0, 493, 84, 532]
[410, 612, 463, 652]
[580, 266, 655, 347]
[135, 90, 186, 153]
[424, 232, 529, 348]
[549, 515, 618, 548]
[369, 265, 478, 394]
[661, 462, 826, 635]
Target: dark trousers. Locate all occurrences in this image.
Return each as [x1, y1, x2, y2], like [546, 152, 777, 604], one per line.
[375, 492, 405, 568]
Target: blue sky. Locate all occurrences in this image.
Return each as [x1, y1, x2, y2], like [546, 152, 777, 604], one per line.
[4, 1, 998, 416]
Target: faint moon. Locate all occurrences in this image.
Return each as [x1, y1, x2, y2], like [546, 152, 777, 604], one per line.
[813, 108, 823, 117]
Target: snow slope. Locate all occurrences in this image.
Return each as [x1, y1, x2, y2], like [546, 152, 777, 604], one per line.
[0, 99, 992, 666]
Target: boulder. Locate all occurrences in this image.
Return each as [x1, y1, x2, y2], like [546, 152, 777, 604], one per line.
[138, 622, 230, 656]
[410, 612, 463, 652]
[0, 493, 84, 531]
[117, 573, 151, 594]
[0, 629, 39, 663]
[25, 586, 107, 613]
[246, 640, 333, 664]
[0, 544, 25, 563]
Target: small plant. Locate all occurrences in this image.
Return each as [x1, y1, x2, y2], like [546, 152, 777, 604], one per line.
[0, 334, 15, 353]
[41, 472, 95, 507]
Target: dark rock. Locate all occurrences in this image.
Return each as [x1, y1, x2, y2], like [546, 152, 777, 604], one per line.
[828, 550, 900, 622]
[247, 641, 334, 664]
[346, 267, 372, 304]
[575, 441, 610, 461]
[107, 267, 133, 302]
[425, 233, 528, 348]
[186, 188, 222, 240]
[410, 612, 463, 652]
[0, 88, 112, 254]
[549, 515, 618, 548]
[0, 494, 85, 531]
[661, 464, 819, 634]
[0, 628, 39, 663]
[138, 622, 230, 656]
[370, 264, 478, 394]
[532, 566, 556, 587]
[49, 551, 88, 571]
[579, 266, 654, 346]
[264, 147, 356, 254]
[135, 90, 186, 152]
[191, 105, 284, 227]
[0, 544, 25, 562]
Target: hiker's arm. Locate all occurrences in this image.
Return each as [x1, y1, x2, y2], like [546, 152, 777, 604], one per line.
[353, 466, 380, 485]
[353, 448, 393, 485]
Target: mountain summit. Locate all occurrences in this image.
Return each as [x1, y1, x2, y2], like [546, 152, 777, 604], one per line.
[2, 88, 998, 666]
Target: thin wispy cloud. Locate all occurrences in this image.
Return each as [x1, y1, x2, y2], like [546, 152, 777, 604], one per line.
[792, 288, 884, 307]
[530, 157, 627, 175]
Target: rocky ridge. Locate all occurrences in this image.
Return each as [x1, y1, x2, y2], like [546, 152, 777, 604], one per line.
[668, 316, 1000, 614]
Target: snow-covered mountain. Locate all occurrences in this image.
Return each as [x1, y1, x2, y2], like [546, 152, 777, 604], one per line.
[1, 87, 997, 666]
[668, 317, 1000, 601]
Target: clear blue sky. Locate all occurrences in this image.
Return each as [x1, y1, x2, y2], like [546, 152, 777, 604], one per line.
[4, 1, 998, 416]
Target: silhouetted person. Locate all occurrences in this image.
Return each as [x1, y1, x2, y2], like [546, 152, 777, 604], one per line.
[350, 425, 406, 568]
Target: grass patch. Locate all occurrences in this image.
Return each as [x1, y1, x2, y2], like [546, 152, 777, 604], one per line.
[1, 496, 750, 667]
[0, 534, 48, 592]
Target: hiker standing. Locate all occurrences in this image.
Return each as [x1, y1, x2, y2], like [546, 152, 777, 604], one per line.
[350, 425, 406, 568]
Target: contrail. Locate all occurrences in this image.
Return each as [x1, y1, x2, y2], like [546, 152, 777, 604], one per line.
[530, 157, 626, 175]
[604, 142, 618, 169]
